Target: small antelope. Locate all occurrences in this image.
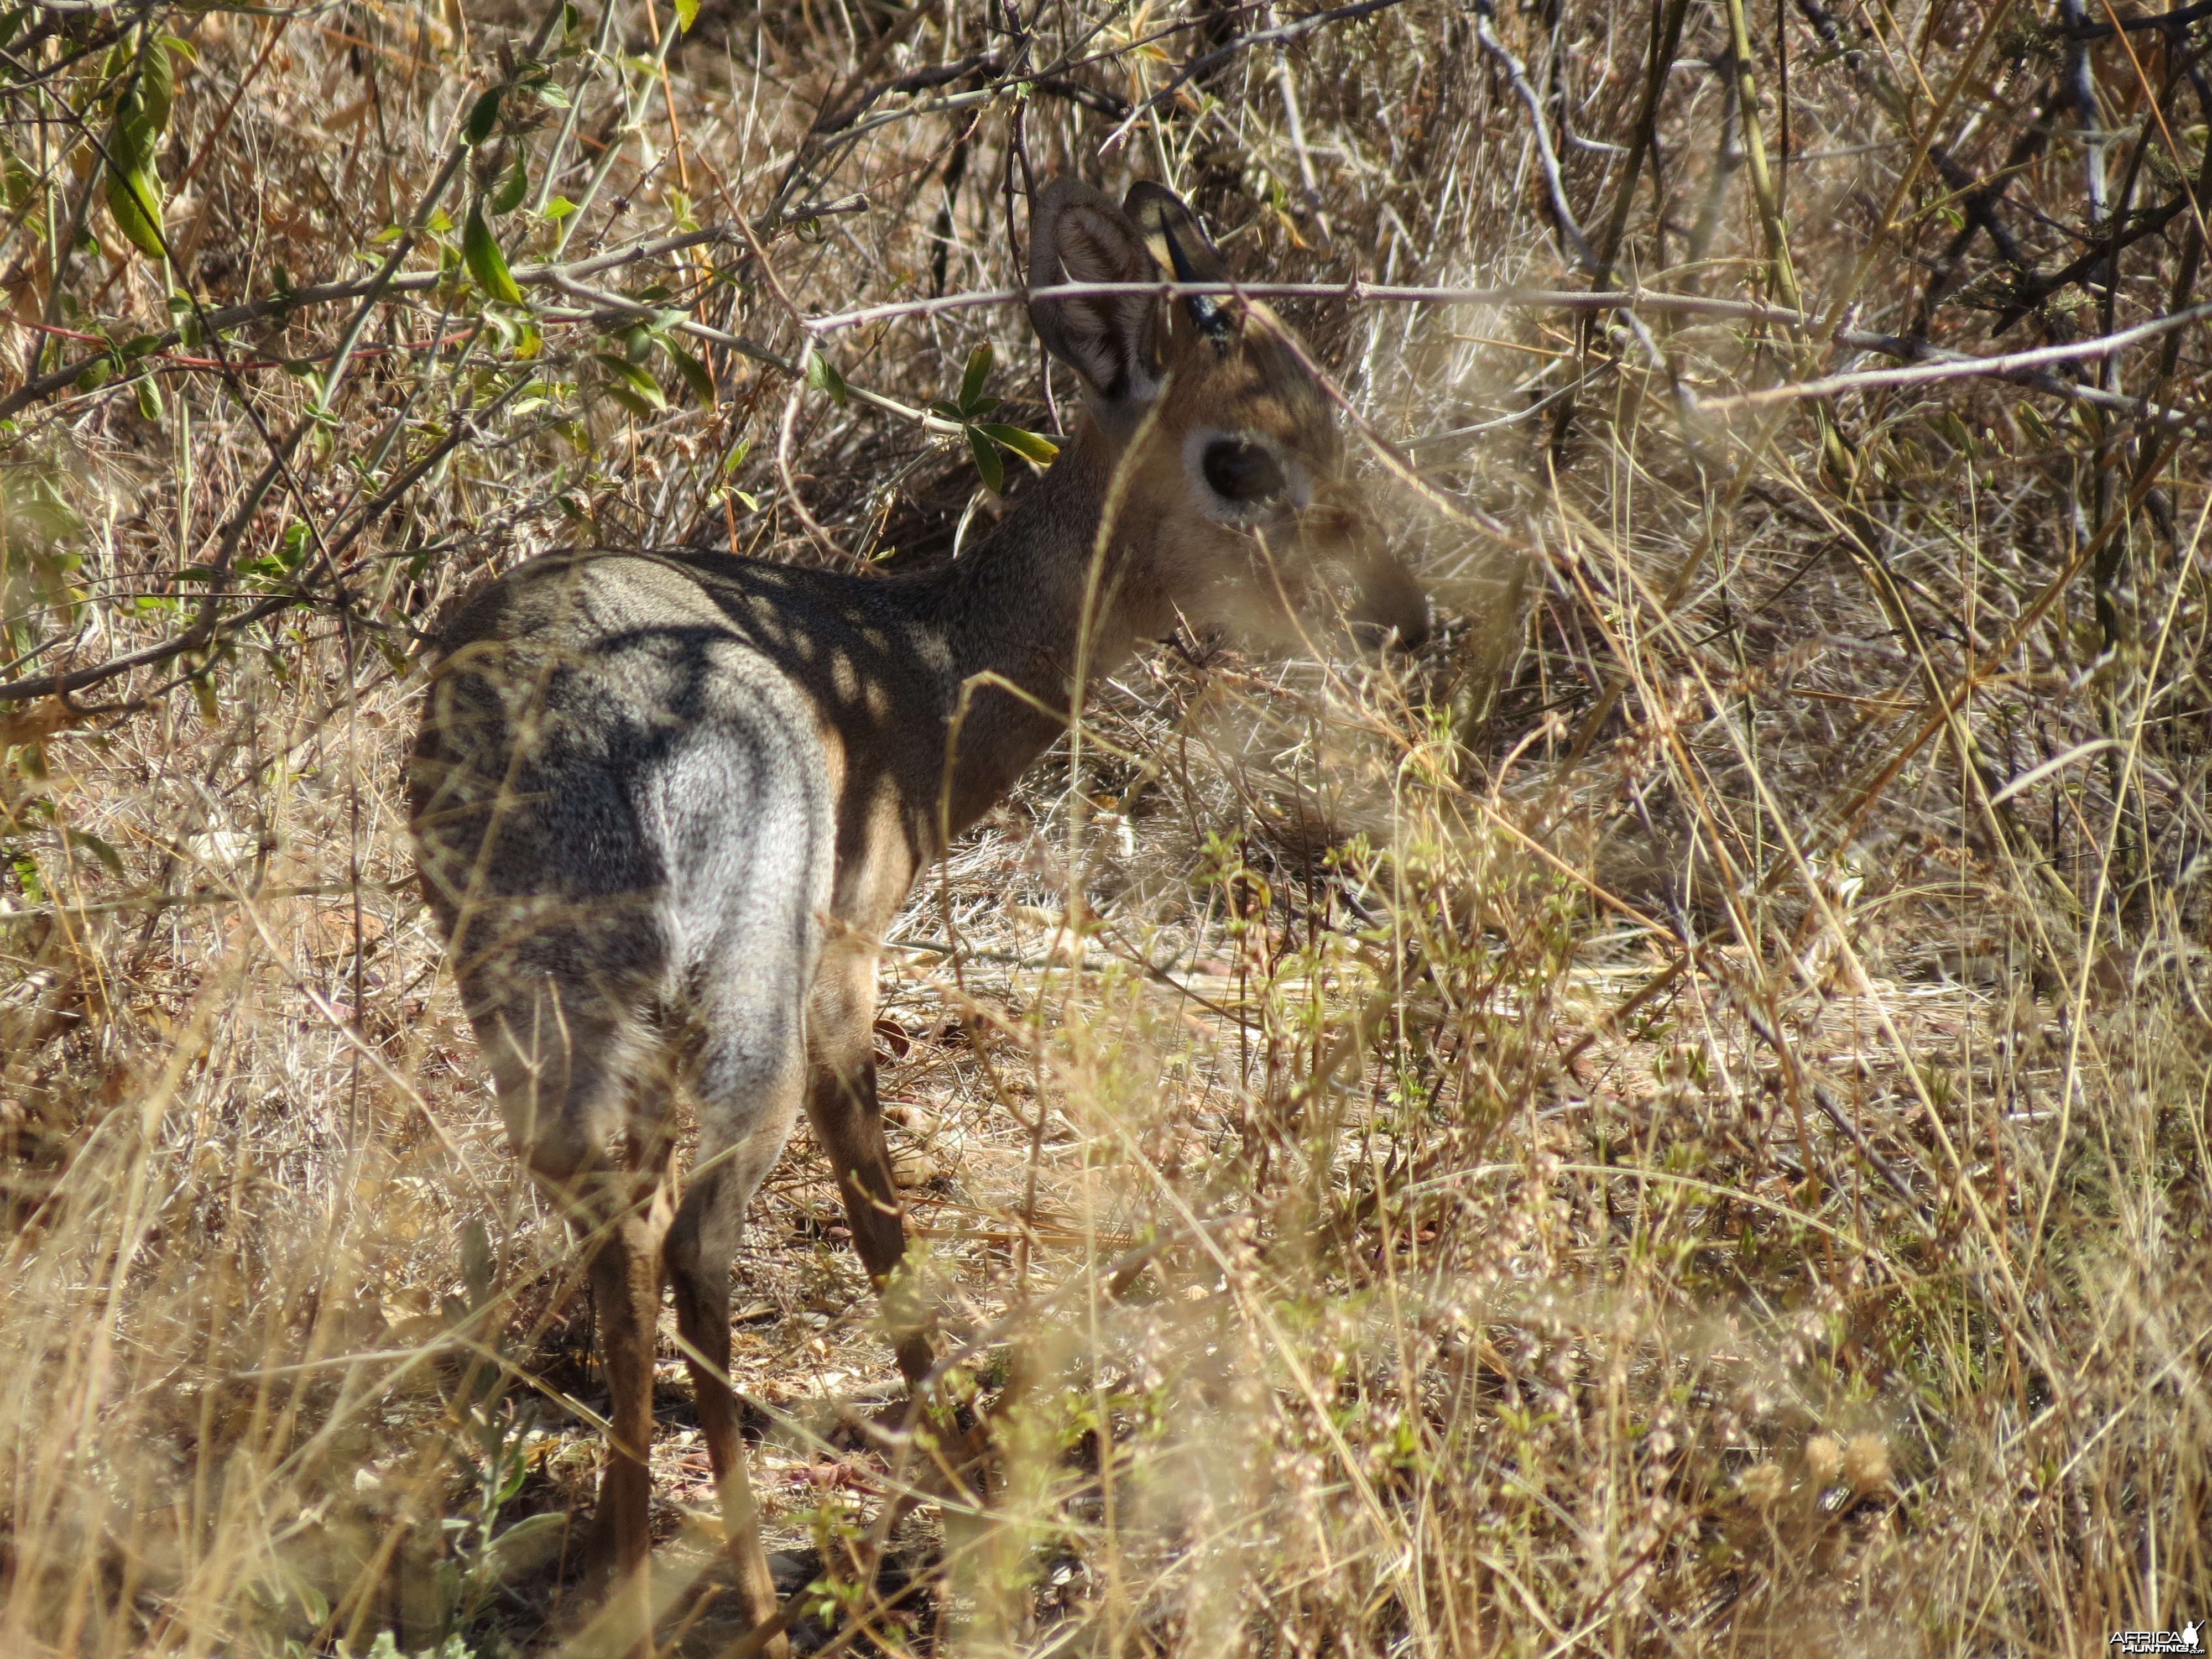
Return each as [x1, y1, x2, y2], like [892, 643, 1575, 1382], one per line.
[409, 178, 1425, 1653]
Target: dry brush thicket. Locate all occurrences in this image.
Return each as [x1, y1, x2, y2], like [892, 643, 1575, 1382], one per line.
[0, 0, 2206, 1653]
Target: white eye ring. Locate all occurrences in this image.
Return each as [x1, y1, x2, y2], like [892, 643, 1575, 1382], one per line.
[1184, 429, 1310, 524]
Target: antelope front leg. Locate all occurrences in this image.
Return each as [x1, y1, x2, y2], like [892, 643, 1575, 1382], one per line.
[812, 1052, 936, 1389]
[805, 942, 935, 1390]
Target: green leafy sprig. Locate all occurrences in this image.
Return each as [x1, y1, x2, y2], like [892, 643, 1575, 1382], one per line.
[930, 343, 1058, 493]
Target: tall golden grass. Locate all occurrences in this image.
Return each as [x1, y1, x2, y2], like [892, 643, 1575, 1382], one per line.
[0, 0, 2206, 1652]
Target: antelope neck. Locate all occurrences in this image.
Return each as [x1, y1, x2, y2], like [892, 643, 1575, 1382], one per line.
[906, 415, 1167, 836]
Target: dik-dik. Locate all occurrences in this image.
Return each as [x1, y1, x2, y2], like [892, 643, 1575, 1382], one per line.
[409, 177, 1426, 1653]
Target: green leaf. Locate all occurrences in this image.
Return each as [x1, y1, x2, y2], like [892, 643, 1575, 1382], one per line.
[489, 157, 528, 216]
[598, 380, 661, 419]
[482, 1511, 569, 1580]
[103, 164, 165, 260]
[535, 81, 572, 108]
[134, 372, 163, 424]
[110, 98, 159, 174]
[283, 1566, 330, 1626]
[804, 349, 847, 405]
[64, 827, 124, 878]
[7, 849, 44, 904]
[967, 424, 1003, 494]
[975, 422, 1060, 465]
[672, 0, 700, 30]
[463, 197, 526, 305]
[959, 341, 993, 414]
[139, 36, 177, 133]
[664, 342, 716, 406]
[75, 356, 112, 393]
[593, 352, 666, 409]
[463, 85, 504, 145]
[461, 1219, 493, 1307]
[541, 195, 578, 222]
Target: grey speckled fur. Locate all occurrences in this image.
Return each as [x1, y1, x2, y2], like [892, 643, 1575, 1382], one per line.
[405, 176, 1427, 1653]
[416, 550, 932, 1164]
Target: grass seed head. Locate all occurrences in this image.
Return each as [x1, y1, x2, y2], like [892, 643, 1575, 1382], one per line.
[1843, 1433, 1893, 1497]
[1736, 1462, 1788, 1508]
[1803, 1434, 1845, 1489]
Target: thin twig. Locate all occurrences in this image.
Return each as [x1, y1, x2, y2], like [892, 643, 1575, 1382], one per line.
[1470, 0, 1598, 273]
[1700, 299, 2212, 410]
[1990, 191, 2197, 333]
[1839, 328, 2212, 433]
[801, 280, 1814, 333]
[1595, 0, 1693, 283]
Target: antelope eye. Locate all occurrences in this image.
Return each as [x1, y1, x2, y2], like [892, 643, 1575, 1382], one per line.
[1202, 439, 1287, 505]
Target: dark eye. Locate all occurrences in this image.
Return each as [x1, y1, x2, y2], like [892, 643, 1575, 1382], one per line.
[1202, 439, 1286, 505]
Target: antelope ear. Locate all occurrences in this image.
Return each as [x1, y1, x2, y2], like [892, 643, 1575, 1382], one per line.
[1124, 181, 1232, 348]
[1029, 178, 1165, 417]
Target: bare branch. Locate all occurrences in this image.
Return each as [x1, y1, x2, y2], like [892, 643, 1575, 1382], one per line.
[1469, 1, 1598, 274]
[1702, 300, 2212, 410]
[801, 281, 1817, 333]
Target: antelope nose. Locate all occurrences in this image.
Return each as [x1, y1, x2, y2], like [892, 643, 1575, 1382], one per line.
[1352, 547, 1430, 651]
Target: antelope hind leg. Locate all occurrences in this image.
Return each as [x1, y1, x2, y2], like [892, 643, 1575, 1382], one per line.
[664, 998, 810, 1657]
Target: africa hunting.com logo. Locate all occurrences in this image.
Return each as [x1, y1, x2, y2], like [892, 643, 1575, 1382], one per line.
[2110, 1620, 2202, 1655]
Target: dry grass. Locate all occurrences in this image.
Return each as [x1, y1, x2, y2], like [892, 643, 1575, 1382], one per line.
[0, 0, 2209, 1653]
